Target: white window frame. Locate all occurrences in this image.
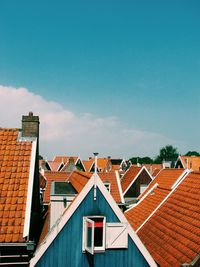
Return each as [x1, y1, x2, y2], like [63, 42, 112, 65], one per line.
[82, 216, 106, 254]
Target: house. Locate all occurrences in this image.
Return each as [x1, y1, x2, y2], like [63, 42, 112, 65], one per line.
[125, 169, 187, 231]
[40, 156, 85, 172]
[110, 158, 129, 172]
[135, 171, 200, 267]
[121, 166, 153, 203]
[30, 172, 156, 267]
[98, 171, 125, 205]
[141, 164, 163, 177]
[0, 112, 41, 266]
[82, 157, 112, 173]
[175, 155, 200, 171]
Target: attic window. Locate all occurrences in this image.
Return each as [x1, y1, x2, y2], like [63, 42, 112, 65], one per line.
[104, 182, 111, 192]
[83, 216, 106, 254]
[83, 216, 128, 255]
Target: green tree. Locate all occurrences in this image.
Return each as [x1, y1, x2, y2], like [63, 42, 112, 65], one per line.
[154, 145, 179, 163]
[129, 156, 153, 164]
[185, 151, 200, 156]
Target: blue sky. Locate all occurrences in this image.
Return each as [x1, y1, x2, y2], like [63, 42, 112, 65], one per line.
[0, 0, 200, 159]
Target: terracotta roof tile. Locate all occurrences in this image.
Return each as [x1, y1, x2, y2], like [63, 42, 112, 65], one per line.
[98, 172, 123, 203]
[125, 169, 184, 231]
[67, 171, 92, 193]
[179, 156, 200, 171]
[137, 171, 200, 266]
[0, 128, 33, 243]
[121, 166, 142, 193]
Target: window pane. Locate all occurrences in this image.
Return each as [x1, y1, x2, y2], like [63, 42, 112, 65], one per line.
[86, 221, 93, 249]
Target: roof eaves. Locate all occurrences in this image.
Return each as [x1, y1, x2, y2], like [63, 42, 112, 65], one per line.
[136, 170, 190, 234]
[115, 171, 125, 204]
[125, 182, 159, 214]
[23, 138, 37, 238]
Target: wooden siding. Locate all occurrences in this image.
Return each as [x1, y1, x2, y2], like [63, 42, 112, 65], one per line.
[35, 188, 151, 267]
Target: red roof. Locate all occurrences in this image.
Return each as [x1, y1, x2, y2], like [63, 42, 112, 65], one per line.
[0, 128, 33, 243]
[137, 171, 200, 266]
[138, 169, 184, 200]
[67, 171, 92, 193]
[121, 166, 142, 193]
[125, 169, 184, 231]
[53, 156, 78, 164]
[98, 172, 123, 203]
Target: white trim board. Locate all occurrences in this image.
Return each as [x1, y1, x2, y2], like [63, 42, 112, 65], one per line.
[136, 170, 190, 233]
[23, 138, 37, 238]
[115, 171, 125, 204]
[30, 173, 157, 267]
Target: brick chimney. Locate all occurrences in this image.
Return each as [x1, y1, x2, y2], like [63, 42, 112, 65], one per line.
[22, 111, 40, 139]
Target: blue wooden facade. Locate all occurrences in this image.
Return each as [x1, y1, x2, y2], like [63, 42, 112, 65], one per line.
[35, 186, 152, 267]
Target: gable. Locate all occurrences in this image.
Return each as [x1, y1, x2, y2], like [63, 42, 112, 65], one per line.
[33, 187, 152, 267]
[31, 174, 156, 267]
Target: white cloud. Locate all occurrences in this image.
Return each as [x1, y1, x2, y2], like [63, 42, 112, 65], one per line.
[0, 85, 177, 159]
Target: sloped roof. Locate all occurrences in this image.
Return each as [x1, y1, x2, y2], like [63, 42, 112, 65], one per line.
[98, 171, 124, 203]
[30, 173, 157, 267]
[43, 171, 71, 203]
[67, 171, 92, 193]
[47, 160, 63, 171]
[82, 157, 111, 172]
[138, 169, 184, 200]
[121, 166, 143, 193]
[142, 164, 163, 175]
[179, 155, 200, 171]
[53, 156, 78, 164]
[0, 128, 34, 242]
[125, 169, 185, 231]
[137, 171, 200, 266]
[82, 159, 94, 172]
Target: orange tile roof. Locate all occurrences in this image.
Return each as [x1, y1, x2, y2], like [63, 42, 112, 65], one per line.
[47, 161, 63, 171]
[121, 166, 142, 193]
[82, 158, 111, 172]
[53, 156, 78, 164]
[142, 164, 163, 173]
[138, 169, 184, 200]
[125, 169, 184, 231]
[151, 168, 161, 177]
[98, 172, 123, 203]
[43, 171, 71, 203]
[137, 171, 200, 266]
[0, 128, 33, 243]
[67, 171, 92, 193]
[179, 156, 200, 171]
[82, 159, 94, 172]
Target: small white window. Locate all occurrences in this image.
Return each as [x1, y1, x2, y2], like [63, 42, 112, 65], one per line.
[104, 182, 111, 192]
[83, 216, 106, 254]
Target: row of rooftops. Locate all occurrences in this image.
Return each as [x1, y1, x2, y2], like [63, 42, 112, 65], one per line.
[0, 113, 200, 266]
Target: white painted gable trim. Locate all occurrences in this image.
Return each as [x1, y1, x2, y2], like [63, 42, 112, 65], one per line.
[123, 166, 148, 196]
[124, 183, 159, 213]
[30, 173, 157, 267]
[136, 170, 190, 233]
[23, 138, 37, 238]
[115, 171, 125, 203]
